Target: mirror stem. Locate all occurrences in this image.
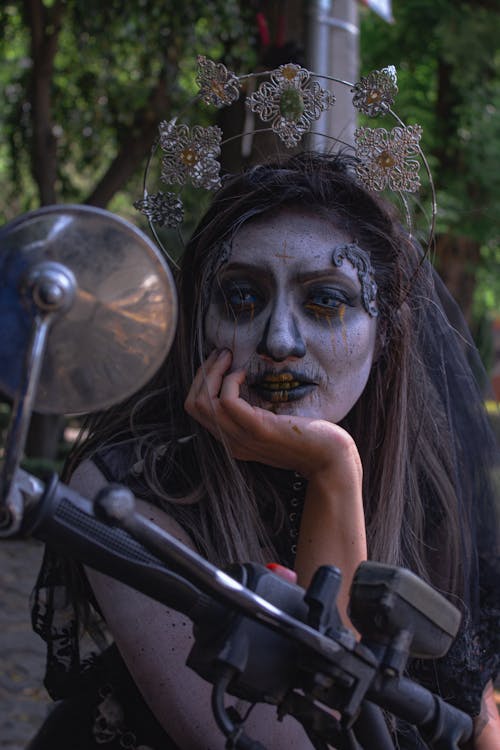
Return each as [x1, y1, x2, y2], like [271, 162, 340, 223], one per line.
[0, 259, 76, 532]
[0, 314, 53, 532]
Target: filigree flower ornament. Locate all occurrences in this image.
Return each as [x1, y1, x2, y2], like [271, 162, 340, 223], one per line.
[196, 55, 241, 108]
[133, 191, 184, 229]
[352, 65, 398, 117]
[246, 63, 335, 148]
[354, 125, 423, 193]
[159, 120, 222, 190]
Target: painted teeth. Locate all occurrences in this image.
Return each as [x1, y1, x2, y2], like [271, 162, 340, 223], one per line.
[271, 392, 289, 402]
[261, 380, 301, 390]
[262, 373, 294, 382]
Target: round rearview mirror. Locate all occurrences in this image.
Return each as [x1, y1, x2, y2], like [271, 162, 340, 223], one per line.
[0, 204, 177, 415]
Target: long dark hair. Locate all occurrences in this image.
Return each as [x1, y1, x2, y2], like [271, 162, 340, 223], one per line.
[68, 152, 498, 610]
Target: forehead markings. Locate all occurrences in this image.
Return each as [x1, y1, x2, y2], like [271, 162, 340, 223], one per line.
[331, 242, 379, 318]
[274, 238, 294, 263]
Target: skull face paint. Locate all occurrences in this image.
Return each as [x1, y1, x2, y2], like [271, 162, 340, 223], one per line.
[204, 210, 378, 423]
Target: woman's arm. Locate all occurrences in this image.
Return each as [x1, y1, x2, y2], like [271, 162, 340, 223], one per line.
[294, 456, 367, 627]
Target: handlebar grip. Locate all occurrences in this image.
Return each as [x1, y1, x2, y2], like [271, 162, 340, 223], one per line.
[368, 674, 473, 748]
[22, 474, 206, 618]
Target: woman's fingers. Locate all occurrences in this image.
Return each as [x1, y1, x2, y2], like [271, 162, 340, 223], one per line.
[197, 349, 231, 398]
[186, 350, 217, 403]
[219, 366, 246, 397]
[185, 349, 231, 416]
[218, 369, 259, 426]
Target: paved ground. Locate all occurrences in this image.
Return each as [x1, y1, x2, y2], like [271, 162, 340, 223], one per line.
[0, 538, 51, 750]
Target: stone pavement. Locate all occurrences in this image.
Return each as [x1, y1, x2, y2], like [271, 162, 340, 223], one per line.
[0, 538, 51, 750]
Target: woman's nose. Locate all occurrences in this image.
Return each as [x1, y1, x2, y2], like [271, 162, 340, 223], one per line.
[256, 307, 306, 362]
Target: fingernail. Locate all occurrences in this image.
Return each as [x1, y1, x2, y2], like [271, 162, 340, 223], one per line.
[217, 348, 231, 358]
[266, 563, 297, 584]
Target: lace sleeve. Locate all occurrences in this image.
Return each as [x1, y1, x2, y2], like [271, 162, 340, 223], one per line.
[477, 553, 500, 687]
[409, 552, 500, 718]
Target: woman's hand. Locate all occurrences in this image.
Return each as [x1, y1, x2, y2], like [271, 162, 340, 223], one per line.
[184, 349, 361, 484]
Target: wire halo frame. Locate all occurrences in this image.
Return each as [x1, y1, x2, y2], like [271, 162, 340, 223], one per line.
[134, 57, 437, 270]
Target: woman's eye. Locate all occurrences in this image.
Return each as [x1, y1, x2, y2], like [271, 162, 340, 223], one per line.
[223, 284, 261, 314]
[305, 290, 347, 317]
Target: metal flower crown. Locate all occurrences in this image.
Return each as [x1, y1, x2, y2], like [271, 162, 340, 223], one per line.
[134, 56, 436, 266]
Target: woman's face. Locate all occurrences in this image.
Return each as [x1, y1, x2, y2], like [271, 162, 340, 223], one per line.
[204, 210, 378, 424]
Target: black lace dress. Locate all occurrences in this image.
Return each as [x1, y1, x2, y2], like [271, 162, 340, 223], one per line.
[28, 444, 500, 750]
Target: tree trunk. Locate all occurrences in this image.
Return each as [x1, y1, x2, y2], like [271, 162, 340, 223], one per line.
[25, 0, 64, 205]
[435, 234, 480, 326]
[24, 412, 64, 462]
[23, 0, 65, 460]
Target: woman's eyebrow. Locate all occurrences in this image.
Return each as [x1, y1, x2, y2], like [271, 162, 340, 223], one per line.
[218, 261, 267, 277]
[218, 262, 359, 291]
[295, 268, 358, 287]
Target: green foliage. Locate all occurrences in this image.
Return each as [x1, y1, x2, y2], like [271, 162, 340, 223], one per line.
[0, 6, 34, 215]
[361, 1, 499, 237]
[360, 0, 500, 317]
[474, 243, 500, 316]
[0, 1, 255, 221]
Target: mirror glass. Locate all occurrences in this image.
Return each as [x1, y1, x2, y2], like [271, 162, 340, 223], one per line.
[0, 205, 177, 415]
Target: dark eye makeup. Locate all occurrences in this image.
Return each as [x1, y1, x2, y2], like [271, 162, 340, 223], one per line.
[216, 279, 357, 324]
[218, 281, 263, 317]
[304, 287, 354, 318]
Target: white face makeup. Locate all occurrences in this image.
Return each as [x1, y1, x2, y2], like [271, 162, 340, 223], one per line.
[205, 210, 378, 424]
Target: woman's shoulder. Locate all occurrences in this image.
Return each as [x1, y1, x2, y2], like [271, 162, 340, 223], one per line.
[89, 440, 142, 485]
[70, 439, 160, 502]
[70, 452, 194, 546]
[70, 456, 112, 496]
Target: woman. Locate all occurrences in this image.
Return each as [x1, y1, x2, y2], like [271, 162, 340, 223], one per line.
[30, 153, 500, 749]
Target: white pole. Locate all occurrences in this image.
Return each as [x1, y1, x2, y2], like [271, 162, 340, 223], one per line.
[306, 0, 359, 149]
